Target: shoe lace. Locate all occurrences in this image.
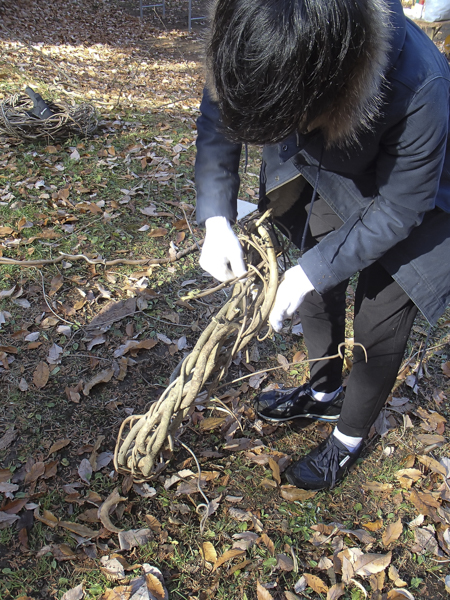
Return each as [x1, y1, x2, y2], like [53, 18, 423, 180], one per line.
[316, 439, 340, 488]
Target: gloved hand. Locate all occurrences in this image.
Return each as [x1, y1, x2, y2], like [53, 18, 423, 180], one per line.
[199, 216, 247, 282]
[269, 264, 315, 332]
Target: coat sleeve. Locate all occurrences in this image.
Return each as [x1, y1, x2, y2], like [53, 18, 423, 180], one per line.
[299, 77, 450, 293]
[195, 88, 242, 226]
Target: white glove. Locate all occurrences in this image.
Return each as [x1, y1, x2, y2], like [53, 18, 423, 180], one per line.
[269, 264, 315, 332]
[200, 216, 247, 282]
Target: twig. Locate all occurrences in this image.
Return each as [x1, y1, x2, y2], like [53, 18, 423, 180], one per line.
[220, 341, 368, 389]
[0, 241, 203, 267]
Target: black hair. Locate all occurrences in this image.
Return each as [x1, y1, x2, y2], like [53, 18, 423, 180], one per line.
[206, 0, 390, 145]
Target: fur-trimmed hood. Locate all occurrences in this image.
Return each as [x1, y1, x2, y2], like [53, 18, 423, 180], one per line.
[316, 0, 406, 146]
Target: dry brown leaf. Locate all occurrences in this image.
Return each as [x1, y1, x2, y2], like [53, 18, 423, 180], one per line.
[280, 485, 316, 501]
[24, 461, 45, 485]
[257, 581, 274, 600]
[382, 518, 403, 546]
[387, 590, 415, 600]
[199, 417, 227, 431]
[145, 514, 162, 534]
[417, 454, 447, 477]
[292, 350, 306, 363]
[416, 434, 446, 445]
[0, 227, 14, 237]
[83, 368, 114, 396]
[201, 541, 217, 564]
[98, 488, 127, 533]
[268, 457, 281, 485]
[353, 551, 392, 577]
[43, 460, 58, 479]
[395, 468, 423, 489]
[327, 583, 346, 600]
[303, 573, 329, 594]
[363, 519, 383, 532]
[284, 592, 300, 600]
[260, 532, 275, 556]
[277, 354, 290, 371]
[277, 554, 294, 571]
[34, 508, 59, 528]
[145, 573, 165, 600]
[33, 361, 49, 389]
[59, 520, 97, 539]
[113, 339, 158, 358]
[173, 218, 188, 230]
[47, 438, 71, 456]
[388, 565, 407, 587]
[361, 481, 393, 492]
[212, 548, 246, 571]
[148, 228, 167, 237]
[102, 586, 132, 600]
[49, 274, 64, 296]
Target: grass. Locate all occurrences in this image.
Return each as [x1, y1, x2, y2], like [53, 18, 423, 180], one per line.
[1, 2, 450, 599]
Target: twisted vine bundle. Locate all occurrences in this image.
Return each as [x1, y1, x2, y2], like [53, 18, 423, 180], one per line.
[0, 93, 98, 141]
[114, 213, 279, 481]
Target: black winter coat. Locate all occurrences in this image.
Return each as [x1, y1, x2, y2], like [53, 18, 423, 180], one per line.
[195, 0, 450, 324]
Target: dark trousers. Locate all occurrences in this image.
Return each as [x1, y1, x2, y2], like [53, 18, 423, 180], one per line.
[275, 187, 418, 438]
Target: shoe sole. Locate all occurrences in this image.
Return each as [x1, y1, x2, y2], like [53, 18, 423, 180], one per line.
[257, 411, 340, 423]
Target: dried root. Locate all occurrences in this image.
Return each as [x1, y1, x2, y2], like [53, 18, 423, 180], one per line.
[114, 213, 279, 481]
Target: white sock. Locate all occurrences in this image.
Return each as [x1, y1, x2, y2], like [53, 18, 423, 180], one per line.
[333, 427, 363, 452]
[311, 387, 342, 403]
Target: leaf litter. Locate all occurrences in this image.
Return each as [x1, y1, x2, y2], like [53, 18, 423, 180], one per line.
[0, 0, 450, 598]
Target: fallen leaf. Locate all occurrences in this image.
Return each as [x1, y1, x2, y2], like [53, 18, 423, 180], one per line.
[201, 541, 217, 564]
[396, 468, 423, 489]
[118, 528, 153, 550]
[280, 485, 317, 501]
[417, 454, 447, 477]
[411, 526, 440, 555]
[268, 457, 281, 485]
[0, 428, 17, 451]
[113, 339, 158, 358]
[33, 361, 49, 389]
[83, 369, 114, 395]
[212, 548, 246, 571]
[145, 515, 162, 534]
[59, 520, 97, 539]
[382, 518, 403, 547]
[353, 552, 392, 577]
[303, 573, 328, 594]
[387, 590, 415, 600]
[49, 274, 64, 296]
[78, 459, 92, 484]
[327, 583, 346, 600]
[361, 481, 393, 492]
[363, 519, 383, 532]
[48, 438, 71, 456]
[24, 462, 45, 485]
[148, 228, 167, 237]
[277, 554, 294, 571]
[388, 565, 407, 587]
[257, 581, 274, 600]
[0, 511, 20, 529]
[277, 354, 289, 371]
[61, 583, 84, 600]
[34, 508, 59, 528]
[199, 417, 227, 432]
[98, 488, 127, 533]
[145, 573, 166, 600]
[260, 533, 275, 556]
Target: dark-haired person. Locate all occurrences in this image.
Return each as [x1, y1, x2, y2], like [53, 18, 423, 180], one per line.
[195, 0, 450, 490]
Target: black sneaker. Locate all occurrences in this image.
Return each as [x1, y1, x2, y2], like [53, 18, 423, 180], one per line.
[285, 433, 362, 490]
[254, 383, 344, 423]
